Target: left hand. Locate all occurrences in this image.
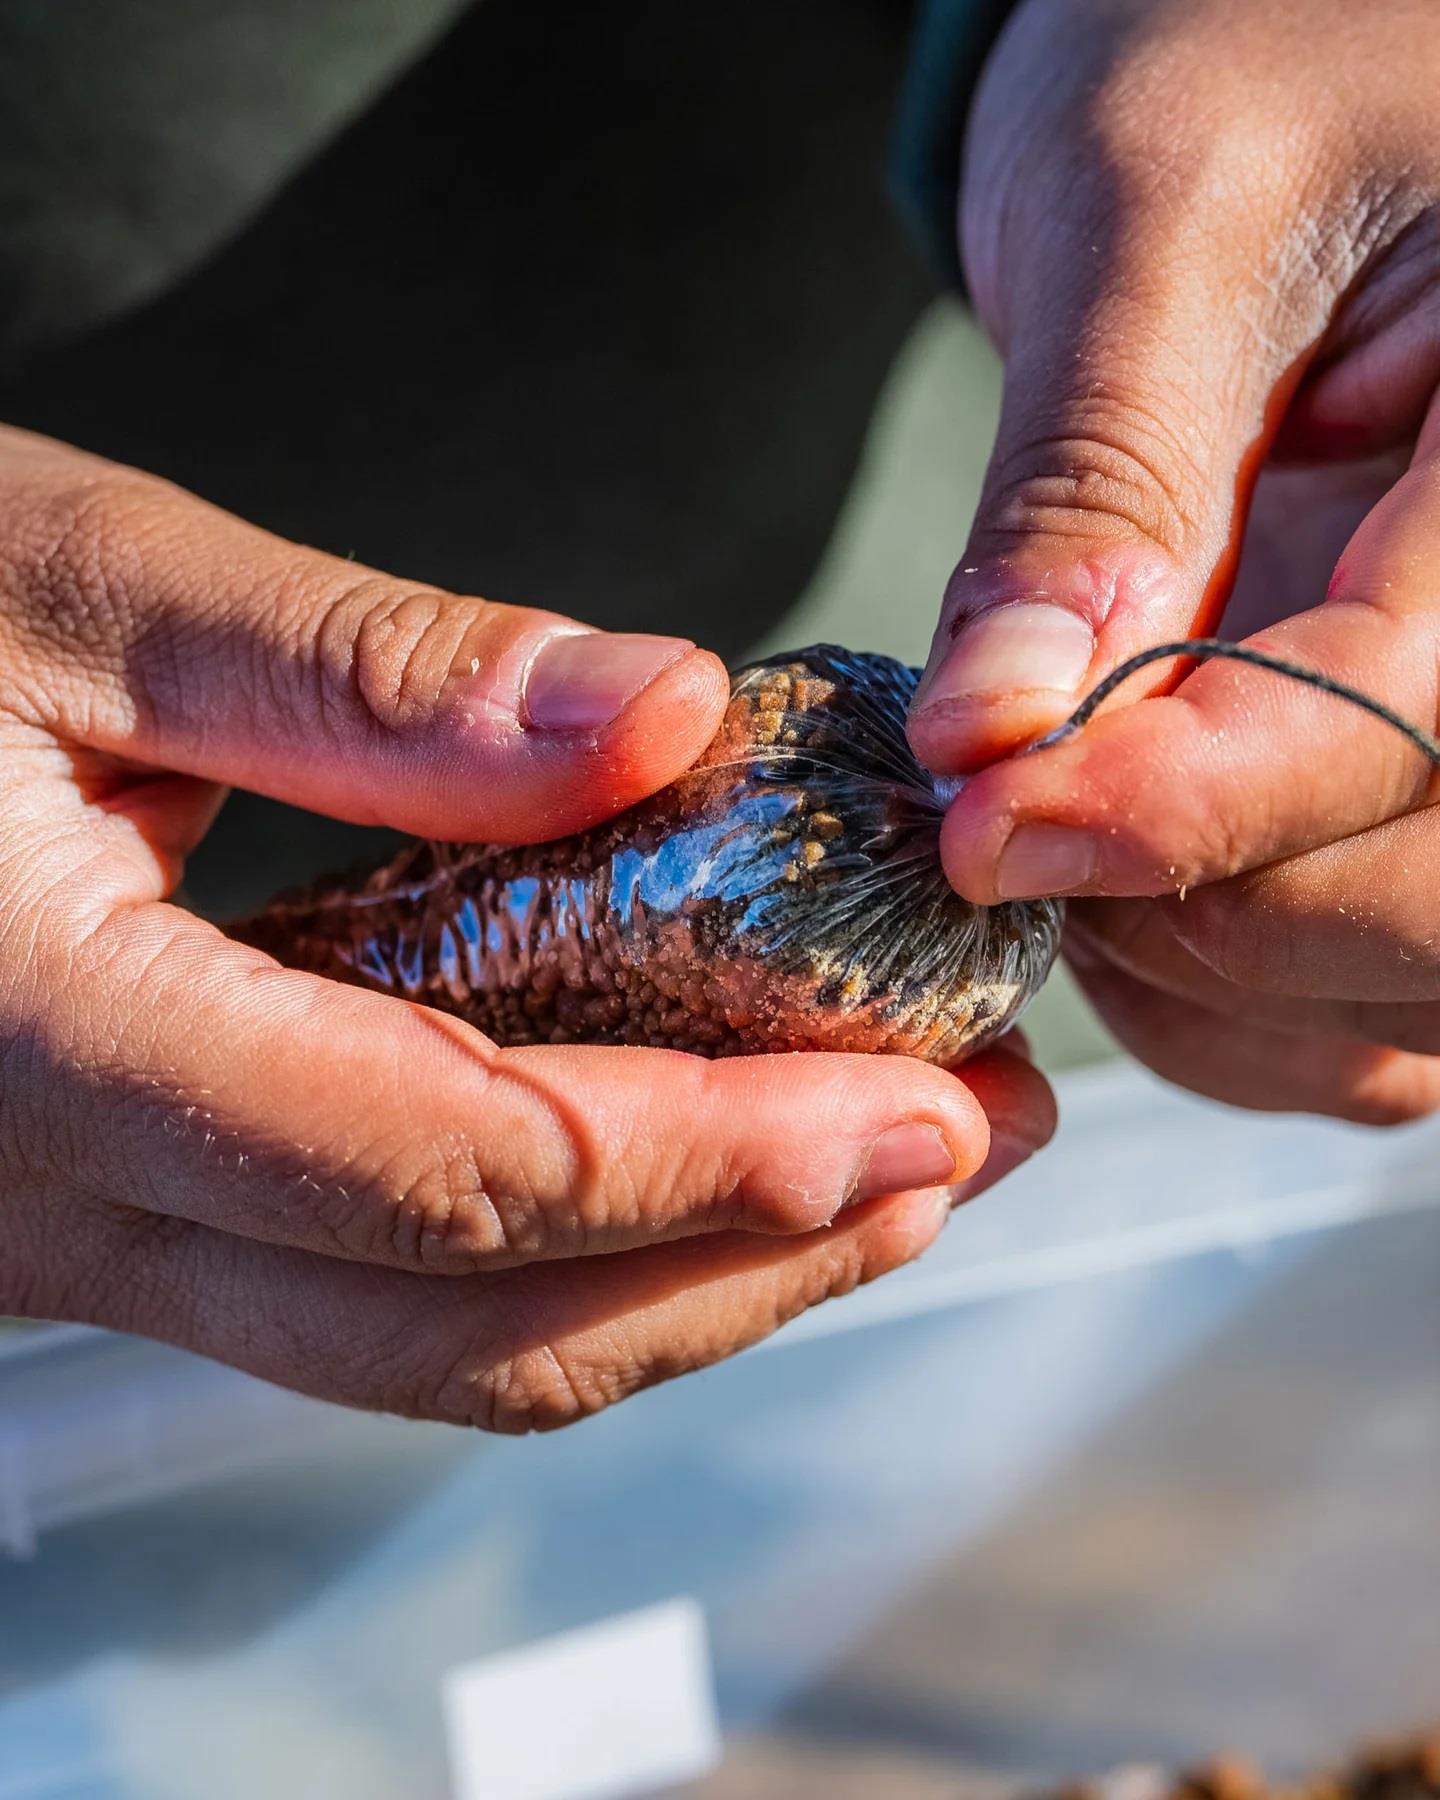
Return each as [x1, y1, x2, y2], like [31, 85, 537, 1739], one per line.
[0, 425, 1053, 1432]
[907, 0, 1440, 1123]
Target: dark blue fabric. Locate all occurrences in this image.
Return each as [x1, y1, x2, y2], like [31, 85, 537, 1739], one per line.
[890, 0, 1016, 289]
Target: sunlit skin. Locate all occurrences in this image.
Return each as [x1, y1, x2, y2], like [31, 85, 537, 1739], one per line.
[908, 0, 1440, 1123]
[0, 427, 1052, 1430]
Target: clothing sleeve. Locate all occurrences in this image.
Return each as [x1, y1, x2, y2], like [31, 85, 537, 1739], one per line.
[889, 0, 1018, 291]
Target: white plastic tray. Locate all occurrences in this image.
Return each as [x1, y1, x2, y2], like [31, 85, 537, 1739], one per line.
[2, 1062, 1438, 1797]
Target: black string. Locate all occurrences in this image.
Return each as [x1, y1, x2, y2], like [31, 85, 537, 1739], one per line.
[1031, 637, 1440, 766]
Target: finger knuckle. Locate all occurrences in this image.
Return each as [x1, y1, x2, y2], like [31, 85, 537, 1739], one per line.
[311, 1138, 528, 1274]
[716, 1147, 832, 1237]
[451, 1341, 615, 1436]
[688, 1066, 842, 1237]
[312, 577, 490, 743]
[741, 1180, 830, 1236]
[978, 420, 1200, 561]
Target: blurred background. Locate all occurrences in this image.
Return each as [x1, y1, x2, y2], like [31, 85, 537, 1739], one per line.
[0, 4, 1437, 1796]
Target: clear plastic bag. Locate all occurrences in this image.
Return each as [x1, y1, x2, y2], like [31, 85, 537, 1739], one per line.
[236, 645, 1062, 1062]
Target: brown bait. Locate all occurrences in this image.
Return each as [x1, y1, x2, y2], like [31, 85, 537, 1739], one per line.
[234, 645, 1062, 1062]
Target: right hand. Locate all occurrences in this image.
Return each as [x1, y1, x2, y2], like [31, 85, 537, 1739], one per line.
[0, 426, 1054, 1431]
[908, 0, 1440, 1123]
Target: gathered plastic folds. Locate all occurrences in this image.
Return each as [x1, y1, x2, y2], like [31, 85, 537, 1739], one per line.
[235, 645, 1063, 1062]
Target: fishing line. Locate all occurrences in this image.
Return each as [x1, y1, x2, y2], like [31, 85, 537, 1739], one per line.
[1033, 637, 1440, 766]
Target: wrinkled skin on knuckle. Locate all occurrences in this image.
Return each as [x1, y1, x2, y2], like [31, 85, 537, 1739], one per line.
[411, 1235, 916, 1436]
[344, 1270, 592, 1435]
[592, 1132, 750, 1245]
[681, 1062, 874, 1238]
[734, 1171, 833, 1239]
[306, 1158, 477, 1275]
[498, 1344, 629, 1434]
[434, 1333, 608, 1436]
[975, 418, 1199, 561]
[478, 1049, 744, 1256]
[604, 1059, 776, 1239]
[303, 575, 522, 751]
[690, 1119, 829, 1237]
[317, 578, 459, 737]
[424, 1145, 530, 1268]
[378, 1139, 542, 1273]
[240, 1134, 515, 1276]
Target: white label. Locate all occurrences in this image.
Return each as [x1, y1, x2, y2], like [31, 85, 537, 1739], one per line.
[444, 1597, 721, 1800]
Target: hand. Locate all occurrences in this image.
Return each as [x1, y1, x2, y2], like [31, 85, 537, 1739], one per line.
[907, 0, 1440, 1123]
[0, 427, 1053, 1429]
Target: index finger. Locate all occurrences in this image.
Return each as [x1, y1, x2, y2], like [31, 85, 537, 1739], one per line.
[0, 426, 727, 842]
[937, 445, 1440, 904]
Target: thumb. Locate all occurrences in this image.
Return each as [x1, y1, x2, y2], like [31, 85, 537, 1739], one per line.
[0, 428, 728, 841]
[907, 120, 1316, 775]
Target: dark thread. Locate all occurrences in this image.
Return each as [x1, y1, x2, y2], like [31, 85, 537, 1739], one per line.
[1032, 637, 1440, 766]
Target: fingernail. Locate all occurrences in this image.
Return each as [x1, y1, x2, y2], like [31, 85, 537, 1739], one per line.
[523, 632, 691, 731]
[852, 1123, 957, 1202]
[997, 823, 1098, 898]
[915, 603, 1094, 715]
